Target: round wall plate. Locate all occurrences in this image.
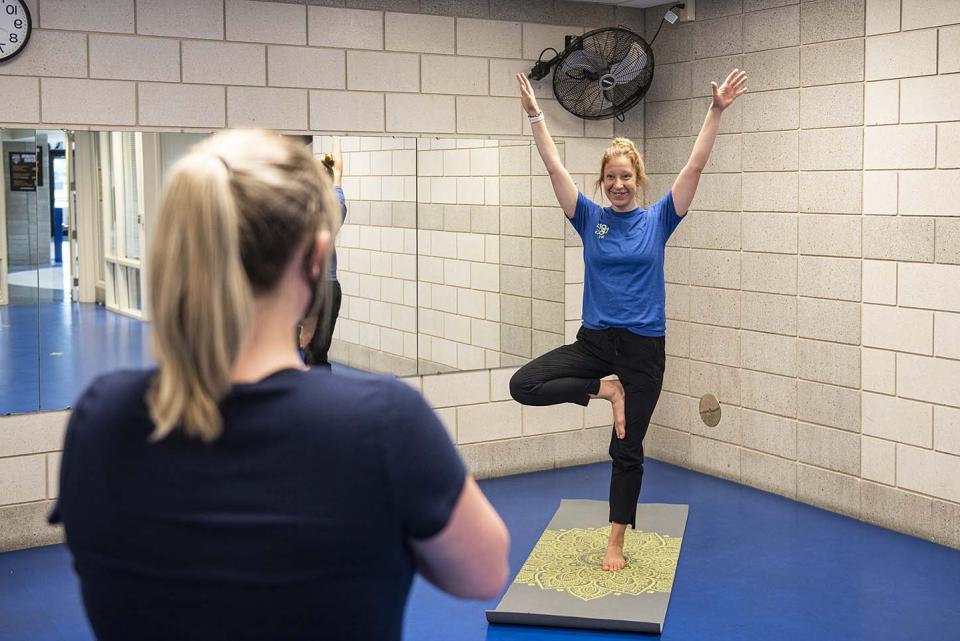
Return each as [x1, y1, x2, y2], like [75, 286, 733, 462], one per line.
[698, 393, 721, 427]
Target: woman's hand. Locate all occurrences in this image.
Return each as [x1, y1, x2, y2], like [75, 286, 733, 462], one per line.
[517, 73, 541, 117]
[331, 136, 343, 184]
[711, 68, 747, 111]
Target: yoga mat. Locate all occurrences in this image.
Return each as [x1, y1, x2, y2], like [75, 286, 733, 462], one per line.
[487, 500, 688, 634]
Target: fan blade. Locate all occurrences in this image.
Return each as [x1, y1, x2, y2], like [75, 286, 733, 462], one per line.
[608, 42, 649, 85]
[563, 49, 607, 73]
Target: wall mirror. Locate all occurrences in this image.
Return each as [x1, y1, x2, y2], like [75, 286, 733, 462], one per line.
[1, 131, 422, 414]
[415, 137, 566, 376]
[0, 128, 40, 414]
[321, 135, 419, 377]
[0, 130, 571, 415]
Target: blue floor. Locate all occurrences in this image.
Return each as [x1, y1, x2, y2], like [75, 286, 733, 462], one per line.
[0, 302, 152, 414]
[0, 301, 370, 415]
[2, 460, 958, 641]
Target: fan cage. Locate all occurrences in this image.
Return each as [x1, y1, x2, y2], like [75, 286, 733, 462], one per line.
[551, 27, 655, 121]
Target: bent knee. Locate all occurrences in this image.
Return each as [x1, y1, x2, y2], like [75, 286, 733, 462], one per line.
[509, 372, 530, 404]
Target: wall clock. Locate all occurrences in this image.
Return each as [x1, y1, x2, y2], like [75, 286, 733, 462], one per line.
[0, 0, 31, 63]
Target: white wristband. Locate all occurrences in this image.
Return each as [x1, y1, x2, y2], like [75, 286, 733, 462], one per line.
[528, 111, 544, 123]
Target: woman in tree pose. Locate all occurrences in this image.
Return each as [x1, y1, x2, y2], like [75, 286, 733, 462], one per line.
[510, 69, 747, 571]
[301, 136, 347, 369]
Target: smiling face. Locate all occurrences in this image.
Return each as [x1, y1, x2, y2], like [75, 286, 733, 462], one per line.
[602, 155, 639, 212]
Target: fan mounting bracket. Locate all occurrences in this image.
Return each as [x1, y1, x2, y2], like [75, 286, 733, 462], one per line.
[675, 0, 695, 22]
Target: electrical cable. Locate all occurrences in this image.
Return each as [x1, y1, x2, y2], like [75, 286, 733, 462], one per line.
[650, 3, 685, 46]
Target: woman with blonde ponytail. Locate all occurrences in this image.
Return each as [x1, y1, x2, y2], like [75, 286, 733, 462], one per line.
[51, 130, 509, 641]
[511, 70, 747, 572]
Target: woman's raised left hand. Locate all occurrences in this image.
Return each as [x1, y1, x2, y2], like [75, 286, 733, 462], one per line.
[331, 136, 343, 183]
[711, 68, 747, 111]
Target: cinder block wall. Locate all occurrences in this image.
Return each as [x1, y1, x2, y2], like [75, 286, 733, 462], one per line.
[637, 0, 960, 550]
[0, 0, 642, 551]
[416, 138, 569, 374]
[415, 138, 511, 373]
[324, 135, 420, 376]
[1, 0, 958, 553]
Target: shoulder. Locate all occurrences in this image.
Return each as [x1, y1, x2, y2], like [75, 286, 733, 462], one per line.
[577, 191, 601, 211]
[574, 192, 602, 219]
[296, 369, 425, 425]
[74, 369, 154, 414]
[66, 369, 155, 445]
[652, 191, 678, 216]
[358, 374, 428, 420]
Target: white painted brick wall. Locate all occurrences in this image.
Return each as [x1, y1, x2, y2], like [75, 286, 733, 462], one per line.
[4, 0, 960, 553]
[308, 7, 382, 50]
[385, 13, 454, 54]
[863, 304, 933, 354]
[865, 30, 938, 80]
[89, 35, 180, 82]
[137, 0, 223, 39]
[226, 0, 305, 45]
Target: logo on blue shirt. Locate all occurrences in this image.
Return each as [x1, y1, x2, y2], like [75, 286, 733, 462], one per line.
[595, 223, 609, 239]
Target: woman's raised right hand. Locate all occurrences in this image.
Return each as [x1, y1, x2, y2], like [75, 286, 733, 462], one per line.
[516, 73, 541, 117]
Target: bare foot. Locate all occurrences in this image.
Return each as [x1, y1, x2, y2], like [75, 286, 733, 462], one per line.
[299, 315, 318, 350]
[602, 523, 627, 571]
[602, 543, 625, 571]
[593, 379, 626, 439]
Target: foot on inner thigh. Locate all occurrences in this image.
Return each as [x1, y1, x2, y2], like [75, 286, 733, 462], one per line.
[602, 523, 627, 571]
[594, 379, 626, 439]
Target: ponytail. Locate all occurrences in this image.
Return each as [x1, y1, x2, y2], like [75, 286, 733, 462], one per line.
[146, 154, 252, 442]
[145, 129, 335, 442]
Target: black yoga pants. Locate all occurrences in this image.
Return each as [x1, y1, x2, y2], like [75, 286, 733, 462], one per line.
[509, 326, 665, 528]
[304, 280, 342, 369]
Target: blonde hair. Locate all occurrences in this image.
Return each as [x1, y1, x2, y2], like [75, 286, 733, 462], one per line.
[594, 136, 649, 194]
[146, 129, 339, 442]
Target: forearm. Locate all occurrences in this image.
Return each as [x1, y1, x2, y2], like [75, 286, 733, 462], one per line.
[530, 119, 565, 175]
[687, 106, 723, 171]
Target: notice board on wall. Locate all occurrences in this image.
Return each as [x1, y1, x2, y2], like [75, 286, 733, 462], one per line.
[9, 152, 37, 192]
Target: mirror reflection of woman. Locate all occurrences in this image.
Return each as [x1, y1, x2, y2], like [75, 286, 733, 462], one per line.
[300, 137, 346, 369]
[511, 70, 747, 571]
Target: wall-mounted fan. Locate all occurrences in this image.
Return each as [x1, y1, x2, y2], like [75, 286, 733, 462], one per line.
[527, 4, 689, 120]
[528, 26, 655, 121]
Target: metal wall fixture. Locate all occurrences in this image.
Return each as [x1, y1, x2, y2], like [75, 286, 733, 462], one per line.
[698, 393, 721, 427]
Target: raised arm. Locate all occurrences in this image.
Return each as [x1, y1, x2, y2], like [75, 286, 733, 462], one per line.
[672, 69, 747, 217]
[330, 136, 343, 188]
[517, 73, 578, 219]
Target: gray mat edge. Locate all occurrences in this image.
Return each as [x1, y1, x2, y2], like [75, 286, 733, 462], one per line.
[485, 609, 661, 634]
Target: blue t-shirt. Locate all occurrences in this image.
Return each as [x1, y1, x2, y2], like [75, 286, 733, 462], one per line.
[51, 367, 465, 641]
[569, 191, 683, 336]
[329, 186, 347, 281]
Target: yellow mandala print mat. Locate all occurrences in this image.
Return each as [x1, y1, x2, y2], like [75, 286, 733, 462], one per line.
[486, 500, 688, 635]
[515, 525, 682, 601]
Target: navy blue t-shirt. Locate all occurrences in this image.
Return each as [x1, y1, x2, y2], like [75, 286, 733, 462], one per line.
[569, 191, 683, 336]
[51, 367, 465, 641]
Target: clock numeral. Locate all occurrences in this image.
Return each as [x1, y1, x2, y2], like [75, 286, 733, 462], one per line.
[0, 44, 5, 54]
[8, 33, 17, 43]
[14, 18, 23, 28]
[5, 5, 17, 15]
